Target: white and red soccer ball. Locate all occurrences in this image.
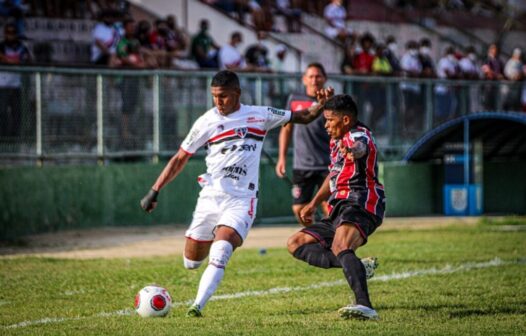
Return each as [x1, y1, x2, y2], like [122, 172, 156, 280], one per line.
[134, 285, 172, 317]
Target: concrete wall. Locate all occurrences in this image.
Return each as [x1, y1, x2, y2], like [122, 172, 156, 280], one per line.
[1, 161, 524, 240]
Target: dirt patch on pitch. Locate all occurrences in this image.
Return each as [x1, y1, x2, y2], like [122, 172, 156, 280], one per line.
[0, 217, 479, 259]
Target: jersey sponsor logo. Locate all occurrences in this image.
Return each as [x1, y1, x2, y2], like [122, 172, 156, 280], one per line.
[220, 144, 257, 154]
[267, 107, 286, 116]
[222, 164, 248, 180]
[247, 117, 265, 123]
[235, 127, 248, 138]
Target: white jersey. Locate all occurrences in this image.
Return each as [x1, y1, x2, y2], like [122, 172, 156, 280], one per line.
[180, 104, 292, 197]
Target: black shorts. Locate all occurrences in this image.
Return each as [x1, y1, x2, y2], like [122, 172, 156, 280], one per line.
[291, 169, 328, 205]
[301, 200, 382, 247]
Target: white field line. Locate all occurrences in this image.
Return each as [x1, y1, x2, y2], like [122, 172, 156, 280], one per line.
[3, 257, 523, 330]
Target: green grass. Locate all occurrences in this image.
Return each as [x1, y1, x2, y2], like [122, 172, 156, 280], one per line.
[1, 220, 525, 335]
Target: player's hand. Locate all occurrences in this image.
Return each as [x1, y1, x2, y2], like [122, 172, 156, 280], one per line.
[275, 158, 286, 178]
[140, 189, 158, 213]
[315, 86, 334, 106]
[299, 203, 316, 226]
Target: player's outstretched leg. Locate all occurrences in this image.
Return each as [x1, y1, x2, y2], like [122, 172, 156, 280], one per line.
[288, 231, 379, 276]
[337, 249, 379, 320]
[292, 242, 341, 268]
[186, 240, 233, 317]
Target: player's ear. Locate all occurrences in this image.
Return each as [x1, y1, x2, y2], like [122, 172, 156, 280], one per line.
[342, 115, 351, 126]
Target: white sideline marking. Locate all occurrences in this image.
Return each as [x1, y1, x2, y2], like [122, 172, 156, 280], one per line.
[3, 257, 522, 329]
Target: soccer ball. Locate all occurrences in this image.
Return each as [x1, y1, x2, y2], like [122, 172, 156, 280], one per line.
[134, 285, 172, 317]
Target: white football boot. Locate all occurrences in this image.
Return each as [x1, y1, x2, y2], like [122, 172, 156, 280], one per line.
[361, 257, 379, 280]
[338, 304, 379, 320]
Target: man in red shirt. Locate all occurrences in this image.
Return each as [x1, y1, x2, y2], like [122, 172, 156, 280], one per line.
[287, 94, 385, 320]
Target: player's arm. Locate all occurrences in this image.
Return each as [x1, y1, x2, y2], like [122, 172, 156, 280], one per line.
[290, 87, 334, 124]
[140, 149, 192, 213]
[299, 175, 331, 225]
[340, 139, 367, 162]
[275, 123, 293, 178]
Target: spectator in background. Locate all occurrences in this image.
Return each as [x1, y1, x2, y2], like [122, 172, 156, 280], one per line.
[435, 46, 459, 122]
[370, 43, 392, 132]
[219, 31, 244, 70]
[191, 19, 220, 69]
[419, 38, 436, 78]
[459, 46, 481, 113]
[482, 43, 504, 80]
[272, 43, 288, 73]
[245, 31, 271, 72]
[116, 18, 145, 68]
[372, 44, 392, 76]
[149, 19, 186, 68]
[481, 43, 504, 110]
[0, 23, 30, 140]
[352, 33, 376, 132]
[384, 35, 401, 75]
[352, 33, 375, 75]
[166, 15, 189, 55]
[340, 35, 358, 75]
[400, 40, 423, 136]
[253, 0, 274, 32]
[90, 10, 119, 65]
[459, 46, 480, 79]
[0, 0, 27, 37]
[276, 0, 302, 33]
[324, 0, 352, 44]
[116, 18, 144, 143]
[135, 19, 160, 68]
[135, 19, 152, 48]
[503, 48, 524, 111]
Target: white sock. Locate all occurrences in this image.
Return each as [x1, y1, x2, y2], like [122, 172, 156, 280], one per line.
[183, 256, 204, 270]
[193, 240, 233, 309]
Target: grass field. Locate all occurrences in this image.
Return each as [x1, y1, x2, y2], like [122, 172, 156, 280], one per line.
[1, 218, 525, 335]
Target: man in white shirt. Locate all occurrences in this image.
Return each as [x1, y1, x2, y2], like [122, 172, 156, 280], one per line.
[140, 70, 333, 317]
[324, 0, 352, 43]
[400, 40, 423, 135]
[219, 31, 245, 70]
[91, 10, 119, 65]
[435, 46, 459, 122]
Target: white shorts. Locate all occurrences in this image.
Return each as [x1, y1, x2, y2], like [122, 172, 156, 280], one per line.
[185, 188, 258, 243]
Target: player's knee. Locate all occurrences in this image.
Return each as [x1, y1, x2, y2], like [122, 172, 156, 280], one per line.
[331, 242, 348, 257]
[208, 240, 233, 269]
[183, 256, 204, 270]
[287, 232, 307, 254]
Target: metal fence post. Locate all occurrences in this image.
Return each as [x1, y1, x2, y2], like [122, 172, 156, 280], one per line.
[35, 72, 42, 166]
[255, 76, 262, 105]
[96, 74, 104, 165]
[425, 82, 433, 131]
[152, 74, 160, 164]
[386, 82, 394, 143]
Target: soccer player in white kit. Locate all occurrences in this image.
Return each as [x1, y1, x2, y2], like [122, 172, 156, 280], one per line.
[140, 70, 334, 317]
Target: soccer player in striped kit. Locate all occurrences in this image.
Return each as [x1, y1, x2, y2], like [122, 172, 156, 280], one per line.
[287, 94, 386, 320]
[140, 70, 334, 317]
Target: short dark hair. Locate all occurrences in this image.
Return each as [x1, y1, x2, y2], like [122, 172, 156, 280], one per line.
[211, 70, 240, 89]
[306, 62, 326, 77]
[324, 94, 358, 118]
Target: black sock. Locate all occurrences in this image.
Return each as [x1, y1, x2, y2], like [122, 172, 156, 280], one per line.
[293, 243, 341, 269]
[337, 249, 372, 308]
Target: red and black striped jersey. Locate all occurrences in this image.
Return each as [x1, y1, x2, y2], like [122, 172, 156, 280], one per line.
[327, 123, 386, 219]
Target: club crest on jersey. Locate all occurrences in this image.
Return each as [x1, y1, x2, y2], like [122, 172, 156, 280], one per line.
[235, 127, 248, 138]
